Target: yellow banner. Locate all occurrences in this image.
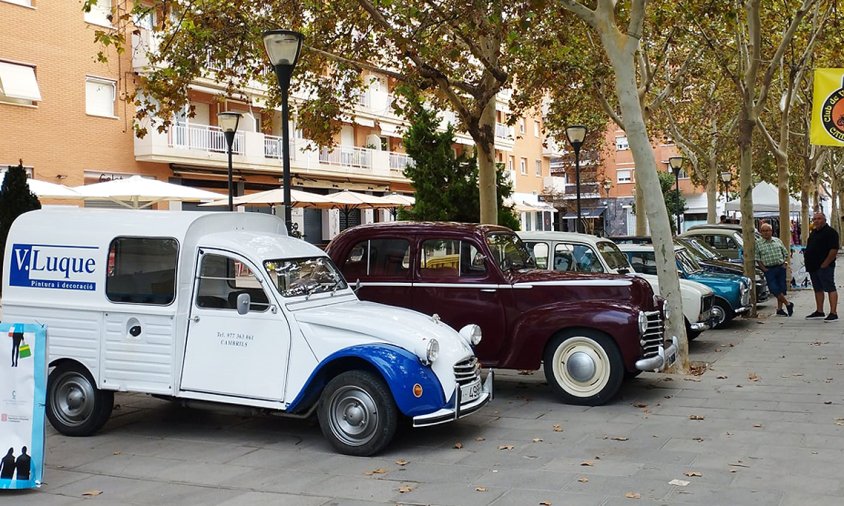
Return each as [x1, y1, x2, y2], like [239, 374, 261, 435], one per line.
[811, 68, 844, 146]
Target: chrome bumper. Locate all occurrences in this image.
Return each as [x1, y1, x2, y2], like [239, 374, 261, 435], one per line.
[734, 305, 751, 314]
[635, 335, 679, 372]
[690, 320, 710, 331]
[412, 370, 494, 427]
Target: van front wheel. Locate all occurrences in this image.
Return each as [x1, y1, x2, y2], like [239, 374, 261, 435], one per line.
[47, 363, 113, 436]
[318, 370, 397, 456]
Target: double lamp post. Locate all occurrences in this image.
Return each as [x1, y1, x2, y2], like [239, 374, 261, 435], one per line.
[565, 125, 587, 233]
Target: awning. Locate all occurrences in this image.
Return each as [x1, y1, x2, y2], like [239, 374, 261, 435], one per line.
[379, 122, 404, 138]
[0, 61, 42, 101]
[354, 116, 376, 127]
[562, 207, 606, 219]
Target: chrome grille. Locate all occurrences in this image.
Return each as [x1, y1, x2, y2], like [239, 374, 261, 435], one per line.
[454, 357, 481, 386]
[641, 310, 665, 359]
[700, 294, 713, 321]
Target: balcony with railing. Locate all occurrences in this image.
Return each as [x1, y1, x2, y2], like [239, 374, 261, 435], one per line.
[494, 122, 515, 151]
[168, 123, 244, 154]
[135, 121, 407, 182]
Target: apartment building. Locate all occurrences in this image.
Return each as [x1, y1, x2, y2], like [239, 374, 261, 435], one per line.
[1, 1, 558, 243]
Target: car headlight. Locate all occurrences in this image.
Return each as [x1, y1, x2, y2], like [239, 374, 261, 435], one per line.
[425, 339, 439, 364]
[663, 302, 672, 322]
[459, 324, 483, 346]
[638, 311, 649, 334]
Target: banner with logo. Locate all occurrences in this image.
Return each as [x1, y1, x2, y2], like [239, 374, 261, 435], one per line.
[0, 323, 46, 490]
[810, 68, 844, 147]
[790, 245, 811, 290]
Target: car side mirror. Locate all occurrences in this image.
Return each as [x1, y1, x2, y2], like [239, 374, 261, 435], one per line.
[236, 292, 251, 315]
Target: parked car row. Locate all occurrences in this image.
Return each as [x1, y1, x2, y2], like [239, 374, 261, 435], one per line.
[6, 210, 757, 457]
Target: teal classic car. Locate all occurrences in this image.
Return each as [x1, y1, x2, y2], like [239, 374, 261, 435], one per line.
[618, 243, 751, 328]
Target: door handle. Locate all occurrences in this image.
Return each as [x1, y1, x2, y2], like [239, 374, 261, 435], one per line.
[191, 315, 200, 323]
[481, 289, 497, 293]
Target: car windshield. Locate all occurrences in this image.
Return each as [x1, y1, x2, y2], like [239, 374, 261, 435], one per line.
[676, 248, 702, 274]
[597, 241, 632, 273]
[264, 256, 347, 298]
[486, 232, 534, 270]
[679, 238, 719, 260]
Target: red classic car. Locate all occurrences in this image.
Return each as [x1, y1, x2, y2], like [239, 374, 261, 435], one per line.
[326, 222, 677, 405]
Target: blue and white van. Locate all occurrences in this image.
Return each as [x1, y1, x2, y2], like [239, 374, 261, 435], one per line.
[2, 209, 492, 456]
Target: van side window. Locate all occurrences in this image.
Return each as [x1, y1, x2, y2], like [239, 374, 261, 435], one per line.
[106, 237, 178, 305]
[195, 253, 270, 312]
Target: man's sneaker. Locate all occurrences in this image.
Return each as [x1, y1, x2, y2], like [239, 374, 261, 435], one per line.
[776, 309, 788, 316]
[824, 313, 838, 322]
[806, 311, 826, 319]
[786, 302, 794, 317]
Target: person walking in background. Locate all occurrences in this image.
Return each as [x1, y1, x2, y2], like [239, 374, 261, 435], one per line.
[805, 212, 839, 321]
[756, 223, 794, 316]
[9, 323, 23, 367]
[0, 448, 15, 479]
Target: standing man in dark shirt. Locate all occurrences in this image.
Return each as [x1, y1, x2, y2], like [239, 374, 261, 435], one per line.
[804, 212, 839, 321]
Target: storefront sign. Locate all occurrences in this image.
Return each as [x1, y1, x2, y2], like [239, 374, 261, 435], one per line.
[0, 323, 46, 490]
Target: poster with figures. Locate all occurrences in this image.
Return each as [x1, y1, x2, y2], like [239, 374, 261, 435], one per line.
[790, 246, 811, 289]
[0, 323, 46, 490]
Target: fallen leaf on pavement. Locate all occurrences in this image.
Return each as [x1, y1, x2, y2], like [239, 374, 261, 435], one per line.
[540, 501, 552, 506]
[624, 491, 641, 499]
[498, 444, 514, 450]
[753, 423, 763, 428]
[454, 442, 463, 449]
[475, 437, 486, 441]
[748, 372, 759, 381]
[692, 437, 704, 442]
[518, 370, 534, 375]
[684, 471, 702, 477]
[669, 479, 690, 486]
[824, 401, 832, 405]
[113, 451, 121, 455]
[365, 468, 387, 475]
[610, 436, 629, 441]
[716, 375, 728, 379]
[578, 477, 589, 483]
[532, 438, 543, 443]
[475, 486, 487, 492]
[398, 484, 414, 493]
[82, 490, 103, 497]
[689, 415, 705, 420]
[553, 424, 563, 432]
[581, 461, 594, 466]
[835, 418, 844, 426]
[395, 459, 409, 466]
[633, 402, 648, 408]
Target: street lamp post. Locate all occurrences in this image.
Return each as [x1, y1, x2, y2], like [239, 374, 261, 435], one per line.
[602, 178, 612, 236]
[565, 125, 587, 233]
[669, 156, 685, 234]
[263, 29, 304, 234]
[720, 170, 732, 201]
[218, 112, 242, 212]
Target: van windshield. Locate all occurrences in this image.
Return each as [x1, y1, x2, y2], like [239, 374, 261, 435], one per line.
[264, 257, 348, 298]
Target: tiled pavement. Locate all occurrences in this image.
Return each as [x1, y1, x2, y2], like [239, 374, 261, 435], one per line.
[4, 272, 844, 505]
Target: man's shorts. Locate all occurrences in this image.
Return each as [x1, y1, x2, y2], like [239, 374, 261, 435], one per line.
[810, 266, 837, 293]
[764, 265, 787, 296]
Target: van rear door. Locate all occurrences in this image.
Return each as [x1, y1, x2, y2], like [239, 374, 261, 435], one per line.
[180, 248, 289, 401]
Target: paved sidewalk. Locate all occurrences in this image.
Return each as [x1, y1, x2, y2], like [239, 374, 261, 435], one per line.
[4, 273, 844, 505]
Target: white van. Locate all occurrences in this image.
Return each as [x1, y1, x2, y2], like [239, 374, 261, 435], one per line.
[2, 209, 492, 456]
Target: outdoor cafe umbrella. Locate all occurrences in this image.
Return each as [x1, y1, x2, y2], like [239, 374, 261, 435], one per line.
[316, 190, 398, 229]
[0, 173, 81, 199]
[379, 193, 415, 207]
[201, 187, 333, 208]
[73, 175, 223, 209]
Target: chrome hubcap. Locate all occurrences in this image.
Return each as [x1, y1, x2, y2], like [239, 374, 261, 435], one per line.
[566, 351, 597, 382]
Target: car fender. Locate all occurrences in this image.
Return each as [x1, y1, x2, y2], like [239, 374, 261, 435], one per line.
[504, 300, 642, 371]
[285, 344, 446, 418]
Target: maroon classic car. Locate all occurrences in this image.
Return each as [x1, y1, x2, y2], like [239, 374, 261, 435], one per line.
[326, 222, 677, 405]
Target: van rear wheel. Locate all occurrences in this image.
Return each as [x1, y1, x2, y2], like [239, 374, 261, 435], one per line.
[318, 370, 397, 456]
[47, 363, 113, 436]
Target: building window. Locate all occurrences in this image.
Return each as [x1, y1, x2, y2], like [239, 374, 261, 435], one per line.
[668, 167, 689, 179]
[615, 136, 629, 150]
[133, 7, 156, 30]
[86, 77, 116, 117]
[519, 118, 526, 134]
[535, 160, 542, 177]
[508, 156, 515, 172]
[520, 158, 527, 175]
[84, 0, 112, 26]
[618, 170, 632, 183]
[0, 61, 42, 106]
[533, 120, 540, 137]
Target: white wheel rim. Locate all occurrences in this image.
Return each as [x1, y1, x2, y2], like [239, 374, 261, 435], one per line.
[551, 336, 611, 398]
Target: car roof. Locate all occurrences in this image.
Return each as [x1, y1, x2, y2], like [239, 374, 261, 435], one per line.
[686, 223, 743, 232]
[518, 231, 611, 246]
[607, 236, 653, 244]
[617, 243, 682, 253]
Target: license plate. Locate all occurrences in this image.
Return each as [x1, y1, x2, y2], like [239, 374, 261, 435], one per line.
[666, 351, 677, 368]
[461, 378, 482, 403]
